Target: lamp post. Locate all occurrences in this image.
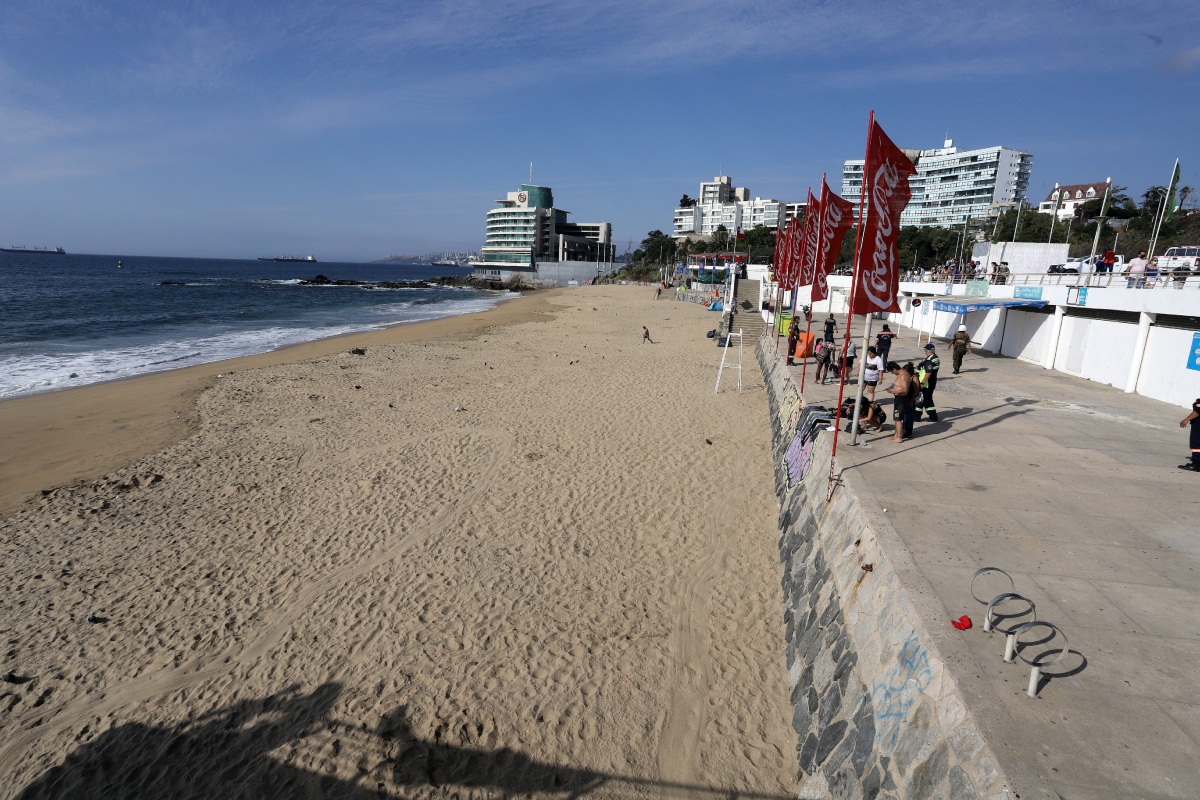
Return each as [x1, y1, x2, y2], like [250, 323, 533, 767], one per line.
[1081, 178, 1112, 287]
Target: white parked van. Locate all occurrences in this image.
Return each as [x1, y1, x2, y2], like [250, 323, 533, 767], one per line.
[1158, 246, 1200, 274]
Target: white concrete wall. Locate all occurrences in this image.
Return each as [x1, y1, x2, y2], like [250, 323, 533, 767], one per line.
[980, 242, 1070, 274]
[1053, 317, 1139, 388]
[1137, 326, 1200, 408]
[1000, 309, 1053, 363]
[964, 307, 1005, 352]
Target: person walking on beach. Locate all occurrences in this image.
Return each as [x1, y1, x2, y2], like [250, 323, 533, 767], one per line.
[642, 326, 654, 344]
[787, 320, 800, 366]
[863, 346, 884, 401]
[823, 314, 838, 343]
[844, 340, 857, 380]
[948, 325, 972, 374]
[1181, 399, 1200, 471]
[876, 324, 896, 364]
[914, 343, 941, 421]
[883, 361, 911, 443]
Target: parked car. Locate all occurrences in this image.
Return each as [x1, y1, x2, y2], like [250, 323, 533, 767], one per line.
[1157, 246, 1200, 274]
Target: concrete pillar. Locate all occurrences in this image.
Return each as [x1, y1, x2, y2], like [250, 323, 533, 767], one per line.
[1124, 312, 1155, 393]
[1043, 305, 1065, 369]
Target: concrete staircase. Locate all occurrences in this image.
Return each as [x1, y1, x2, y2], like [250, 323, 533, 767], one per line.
[730, 278, 766, 341]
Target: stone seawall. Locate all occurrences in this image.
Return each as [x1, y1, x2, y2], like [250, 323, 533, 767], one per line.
[757, 338, 1013, 800]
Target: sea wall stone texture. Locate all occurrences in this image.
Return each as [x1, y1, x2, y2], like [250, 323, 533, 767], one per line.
[757, 338, 1013, 800]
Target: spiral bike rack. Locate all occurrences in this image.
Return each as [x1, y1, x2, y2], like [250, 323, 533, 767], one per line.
[1012, 621, 1069, 698]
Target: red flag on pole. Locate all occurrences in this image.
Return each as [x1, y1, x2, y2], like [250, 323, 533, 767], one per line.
[796, 189, 821, 287]
[787, 215, 803, 288]
[853, 118, 916, 314]
[777, 215, 799, 290]
[772, 222, 788, 286]
[811, 178, 855, 303]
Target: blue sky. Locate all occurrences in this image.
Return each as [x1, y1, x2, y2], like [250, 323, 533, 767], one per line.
[1, 1, 1198, 261]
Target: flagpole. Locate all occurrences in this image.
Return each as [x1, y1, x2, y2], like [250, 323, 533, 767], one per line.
[799, 191, 821, 394]
[829, 111, 874, 500]
[1047, 183, 1060, 243]
[1081, 178, 1111, 288]
[846, 176, 874, 446]
[1148, 158, 1179, 263]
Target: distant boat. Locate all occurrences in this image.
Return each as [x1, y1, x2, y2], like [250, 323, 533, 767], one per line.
[257, 255, 317, 262]
[1, 246, 66, 254]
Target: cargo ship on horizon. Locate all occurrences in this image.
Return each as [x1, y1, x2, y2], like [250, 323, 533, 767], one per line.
[257, 255, 317, 262]
[1, 246, 66, 254]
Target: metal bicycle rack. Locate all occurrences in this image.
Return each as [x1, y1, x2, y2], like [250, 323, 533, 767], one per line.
[968, 567, 1072, 699]
[1012, 621, 1069, 698]
[985, 591, 1036, 636]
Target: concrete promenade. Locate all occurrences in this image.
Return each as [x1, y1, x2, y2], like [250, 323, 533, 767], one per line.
[771, 316, 1198, 799]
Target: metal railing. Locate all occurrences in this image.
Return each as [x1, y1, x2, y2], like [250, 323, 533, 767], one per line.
[900, 269, 1200, 290]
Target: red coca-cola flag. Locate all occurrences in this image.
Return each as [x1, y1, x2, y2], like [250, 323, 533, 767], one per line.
[777, 215, 799, 290]
[773, 218, 790, 288]
[787, 215, 803, 288]
[811, 178, 855, 302]
[796, 189, 821, 287]
[853, 116, 916, 313]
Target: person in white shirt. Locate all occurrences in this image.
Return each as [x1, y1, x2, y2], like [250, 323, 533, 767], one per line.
[1126, 251, 1149, 288]
[863, 346, 884, 401]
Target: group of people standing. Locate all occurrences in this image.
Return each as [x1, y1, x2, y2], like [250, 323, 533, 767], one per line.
[801, 319, 974, 444]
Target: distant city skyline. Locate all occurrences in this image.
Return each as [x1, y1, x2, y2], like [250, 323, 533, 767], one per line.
[0, 1, 1197, 261]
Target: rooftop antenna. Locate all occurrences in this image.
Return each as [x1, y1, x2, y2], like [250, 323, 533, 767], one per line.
[529, 162, 533, 184]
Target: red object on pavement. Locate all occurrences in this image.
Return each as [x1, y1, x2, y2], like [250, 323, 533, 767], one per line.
[951, 615, 972, 630]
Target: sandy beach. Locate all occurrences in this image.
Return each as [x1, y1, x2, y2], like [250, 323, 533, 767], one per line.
[0, 286, 795, 798]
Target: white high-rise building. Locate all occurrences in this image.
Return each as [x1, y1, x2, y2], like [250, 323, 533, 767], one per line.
[673, 176, 786, 239]
[473, 183, 615, 283]
[842, 140, 1032, 228]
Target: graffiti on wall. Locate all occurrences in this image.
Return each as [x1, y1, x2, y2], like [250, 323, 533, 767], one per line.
[871, 634, 932, 752]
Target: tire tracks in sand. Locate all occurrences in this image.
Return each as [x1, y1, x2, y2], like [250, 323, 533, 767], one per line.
[0, 425, 514, 790]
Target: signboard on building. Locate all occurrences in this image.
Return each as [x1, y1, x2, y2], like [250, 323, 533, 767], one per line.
[1014, 286, 1043, 300]
[1067, 286, 1088, 306]
[1188, 332, 1200, 372]
[965, 280, 989, 298]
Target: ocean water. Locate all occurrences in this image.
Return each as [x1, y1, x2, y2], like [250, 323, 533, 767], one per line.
[0, 253, 501, 399]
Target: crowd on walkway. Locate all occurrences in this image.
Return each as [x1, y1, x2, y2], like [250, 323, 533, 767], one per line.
[789, 316, 1200, 463]
[901, 259, 1012, 284]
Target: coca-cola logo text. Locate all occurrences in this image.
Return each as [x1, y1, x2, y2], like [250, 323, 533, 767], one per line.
[862, 159, 902, 310]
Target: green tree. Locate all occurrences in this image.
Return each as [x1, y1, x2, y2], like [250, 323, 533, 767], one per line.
[744, 224, 775, 263]
[679, 194, 695, 208]
[710, 224, 730, 253]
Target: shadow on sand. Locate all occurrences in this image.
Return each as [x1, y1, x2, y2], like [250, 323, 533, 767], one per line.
[14, 683, 792, 799]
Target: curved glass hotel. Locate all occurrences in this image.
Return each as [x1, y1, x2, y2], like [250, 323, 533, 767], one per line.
[473, 183, 615, 284]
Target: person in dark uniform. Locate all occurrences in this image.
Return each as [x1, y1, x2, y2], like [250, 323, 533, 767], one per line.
[823, 314, 838, 343]
[948, 324, 972, 373]
[875, 324, 896, 365]
[914, 343, 941, 422]
[787, 320, 800, 366]
[1181, 399, 1200, 471]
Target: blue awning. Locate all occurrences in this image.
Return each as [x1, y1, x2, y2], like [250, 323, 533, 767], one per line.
[929, 298, 1048, 314]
